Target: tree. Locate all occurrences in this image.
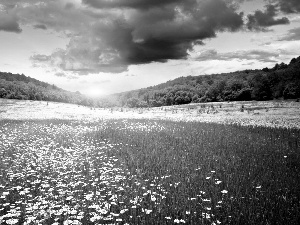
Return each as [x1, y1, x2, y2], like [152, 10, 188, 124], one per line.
[165, 95, 174, 105]
[283, 83, 300, 99]
[262, 67, 269, 72]
[250, 74, 272, 100]
[192, 94, 200, 103]
[290, 58, 297, 65]
[0, 88, 7, 97]
[127, 97, 140, 108]
[236, 88, 252, 101]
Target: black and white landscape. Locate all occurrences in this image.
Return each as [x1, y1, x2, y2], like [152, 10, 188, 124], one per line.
[1, 0, 300, 224]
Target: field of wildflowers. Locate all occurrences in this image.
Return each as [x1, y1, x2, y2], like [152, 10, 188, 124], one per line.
[1, 117, 300, 224]
[1, 99, 300, 129]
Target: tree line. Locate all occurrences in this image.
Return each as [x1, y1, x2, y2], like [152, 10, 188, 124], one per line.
[0, 72, 96, 106]
[111, 56, 300, 107]
[1, 56, 300, 108]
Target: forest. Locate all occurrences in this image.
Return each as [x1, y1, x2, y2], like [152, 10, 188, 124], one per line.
[1, 56, 300, 108]
[110, 56, 300, 107]
[0, 72, 95, 107]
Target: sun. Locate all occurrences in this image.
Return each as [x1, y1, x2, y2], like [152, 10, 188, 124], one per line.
[85, 88, 105, 98]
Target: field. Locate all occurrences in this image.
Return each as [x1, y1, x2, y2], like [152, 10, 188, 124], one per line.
[1, 99, 300, 129]
[1, 99, 300, 224]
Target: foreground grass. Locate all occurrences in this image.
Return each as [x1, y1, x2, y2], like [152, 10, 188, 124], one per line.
[0, 119, 299, 224]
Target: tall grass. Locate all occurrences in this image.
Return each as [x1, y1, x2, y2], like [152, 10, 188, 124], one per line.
[0, 119, 299, 224]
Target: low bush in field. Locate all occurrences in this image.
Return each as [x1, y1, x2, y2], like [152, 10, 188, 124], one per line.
[0, 119, 299, 224]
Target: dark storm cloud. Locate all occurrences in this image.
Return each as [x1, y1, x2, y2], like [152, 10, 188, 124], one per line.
[82, 0, 185, 10]
[20, 0, 244, 73]
[6, 0, 281, 73]
[82, 0, 243, 67]
[195, 49, 279, 62]
[82, 0, 253, 10]
[274, 0, 300, 14]
[0, 13, 22, 33]
[247, 4, 289, 31]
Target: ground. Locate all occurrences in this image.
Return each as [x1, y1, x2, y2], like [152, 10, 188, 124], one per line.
[1, 99, 300, 128]
[1, 99, 300, 224]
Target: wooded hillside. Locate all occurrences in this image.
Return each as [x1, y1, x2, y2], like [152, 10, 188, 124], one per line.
[108, 56, 300, 107]
[0, 72, 95, 106]
[1, 56, 300, 108]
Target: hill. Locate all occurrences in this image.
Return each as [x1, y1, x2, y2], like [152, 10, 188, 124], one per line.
[1, 56, 300, 108]
[0, 72, 96, 106]
[106, 56, 300, 107]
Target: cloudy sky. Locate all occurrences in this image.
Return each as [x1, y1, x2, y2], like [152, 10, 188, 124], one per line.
[0, 0, 300, 97]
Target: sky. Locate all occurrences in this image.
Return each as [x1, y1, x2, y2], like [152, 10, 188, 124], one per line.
[0, 0, 300, 97]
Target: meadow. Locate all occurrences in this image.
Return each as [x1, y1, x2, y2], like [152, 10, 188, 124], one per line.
[0, 99, 300, 224]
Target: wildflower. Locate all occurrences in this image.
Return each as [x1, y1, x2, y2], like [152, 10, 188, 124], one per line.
[90, 216, 98, 222]
[63, 220, 73, 225]
[66, 196, 73, 201]
[151, 195, 156, 201]
[202, 213, 211, 219]
[175, 182, 180, 186]
[120, 209, 128, 214]
[85, 193, 93, 200]
[70, 209, 77, 215]
[77, 215, 84, 220]
[145, 209, 152, 214]
[15, 186, 22, 190]
[6, 218, 19, 225]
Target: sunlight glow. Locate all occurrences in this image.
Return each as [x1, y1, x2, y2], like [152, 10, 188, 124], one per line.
[84, 88, 105, 98]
